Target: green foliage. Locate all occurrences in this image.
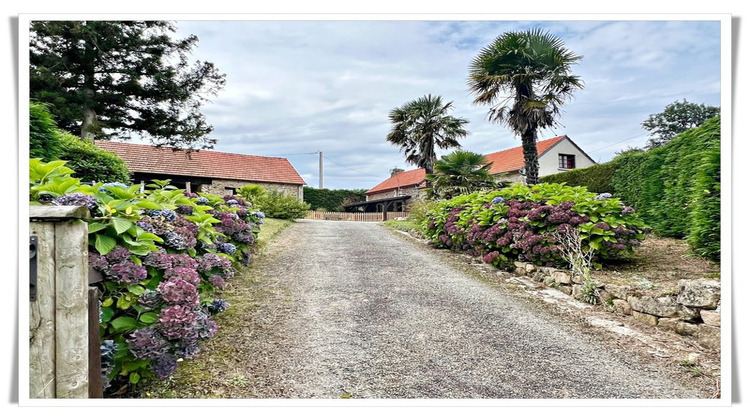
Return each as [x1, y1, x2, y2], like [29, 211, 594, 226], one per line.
[539, 160, 616, 194]
[255, 189, 311, 220]
[610, 117, 720, 261]
[422, 183, 647, 269]
[236, 184, 267, 207]
[425, 150, 503, 199]
[407, 200, 439, 225]
[386, 94, 469, 174]
[29, 159, 265, 394]
[56, 132, 132, 183]
[303, 187, 367, 211]
[642, 99, 720, 149]
[29, 101, 63, 161]
[30, 21, 226, 149]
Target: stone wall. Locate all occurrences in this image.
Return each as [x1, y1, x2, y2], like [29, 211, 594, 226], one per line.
[367, 185, 421, 202]
[510, 262, 721, 351]
[198, 178, 304, 200]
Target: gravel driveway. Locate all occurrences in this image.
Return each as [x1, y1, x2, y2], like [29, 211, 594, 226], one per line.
[219, 219, 709, 400]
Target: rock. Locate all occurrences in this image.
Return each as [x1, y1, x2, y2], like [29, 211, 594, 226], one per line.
[514, 267, 527, 276]
[598, 289, 614, 304]
[611, 299, 632, 315]
[696, 324, 721, 351]
[552, 270, 571, 285]
[525, 264, 537, 273]
[632, 311, 659, 326]
[571, 275, 584, 284]
[700, 309, 721, 327]
[657, 318, 699, 336]
[677, 279, 721, 309]
[627, 295, 700, 321]
[556, 285, 573, 295]
[513, 261, 526, 269]
[532, 271, 545, 282]
[604, 284, 632, 300]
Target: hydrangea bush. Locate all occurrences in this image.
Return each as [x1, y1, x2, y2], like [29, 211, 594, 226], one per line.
[422, 183, 647, 270]
[30, 159, 265, 395]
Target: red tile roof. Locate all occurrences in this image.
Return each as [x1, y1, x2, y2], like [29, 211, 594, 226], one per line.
[366, 168, 426, 195]
[484, 135, 567, 174]
[95, 141, 306, 185]
[366, 135, 569, 195]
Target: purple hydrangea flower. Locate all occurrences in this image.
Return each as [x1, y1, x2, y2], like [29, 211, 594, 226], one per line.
[108, 260, 148, 284]
[157, 279, 200, 306]
[208, 275, 226, 289]
[165, 266, 201, 286]
[175, 205, 194, 215]
[51, 193, 99, 212]
[175, 339, 201, 359]
[151, 354, 178, 379]
[127, 328, 170, 360]
[157, 305, 199, 340]
[105, 246, 131, 263]
[138, 290, 164, 311]
[143, 249, 172, 269]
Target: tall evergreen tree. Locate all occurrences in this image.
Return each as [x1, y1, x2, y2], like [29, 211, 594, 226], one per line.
[468, 28, 583, 184]
[30, 20, 226, 150]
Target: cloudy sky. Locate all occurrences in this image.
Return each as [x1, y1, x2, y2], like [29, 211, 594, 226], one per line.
[165, 17, 722, 191]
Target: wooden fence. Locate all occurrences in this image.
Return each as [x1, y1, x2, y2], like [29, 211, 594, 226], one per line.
[305, 211, 409, 222]
[29, 206, 97, 399]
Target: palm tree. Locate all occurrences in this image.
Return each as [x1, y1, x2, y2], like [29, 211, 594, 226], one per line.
[425, 150, 502, 199]
[468, 28, 583, 184]
[386, 94, 469, 176]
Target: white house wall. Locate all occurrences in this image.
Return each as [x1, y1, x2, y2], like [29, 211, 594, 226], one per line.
[538, 138, 596, 177]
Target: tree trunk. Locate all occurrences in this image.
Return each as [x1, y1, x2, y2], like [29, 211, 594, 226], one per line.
[521, 128, 539, 185]
[81, 89, 97, 143]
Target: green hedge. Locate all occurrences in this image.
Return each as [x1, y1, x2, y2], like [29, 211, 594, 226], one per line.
[29, 101, 64, 162]
[303, 187, 366, 211]
[611, 117, 721, 261]
[57, 132, 132, 184]
[539, 160, 616, 193]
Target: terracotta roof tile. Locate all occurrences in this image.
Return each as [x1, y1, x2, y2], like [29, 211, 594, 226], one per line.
[366, 168, 426, 195]
[95, 141, 306, 185]
[484, 135, 566, 174]
[366, 136, 569, 195]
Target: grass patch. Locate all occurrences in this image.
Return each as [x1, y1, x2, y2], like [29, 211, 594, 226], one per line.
[252, 218, 293, 254]
[382, 219, 420, 233]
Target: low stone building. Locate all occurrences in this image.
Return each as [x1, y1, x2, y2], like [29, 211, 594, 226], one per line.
[95, 141, 306, 199]
[359, 135, 596, 211]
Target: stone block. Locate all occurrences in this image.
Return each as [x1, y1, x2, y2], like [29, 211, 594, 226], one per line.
[700, 309, 721, 327]
[658, 318, 699, 337]
[514, 267, 527, 276]
[532, 271, 545, 282]
[571, 275, 584, 284]
[677, 279, 721, 309]
[611, 299, 631, 315]
[627, 295, 700, 321]
[552, 270, 572, 285]
[696, 324, 721, 351]
[525, 264, 537, 273]
[632, 311, 659, 326]
[605, 284, 632, 300]
[556, 285, 573, 295]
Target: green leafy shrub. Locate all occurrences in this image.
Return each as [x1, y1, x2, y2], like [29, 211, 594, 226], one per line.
[29, 101, 63, 161]
[29, 159, 265, 395]
[407, 199, 439, 225]
[610, 117, 720, 261]
[539, 160, 616, 194]
[303, 187, 366, 211]
[57, 133, 132, 183]
[254, 189, 310, 220]
[422, 183, 647, 269]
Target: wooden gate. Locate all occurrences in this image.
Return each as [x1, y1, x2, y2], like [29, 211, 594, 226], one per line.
[305, 211, 409, 222]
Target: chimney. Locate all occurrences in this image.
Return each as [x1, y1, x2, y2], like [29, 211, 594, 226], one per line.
[390, 167, 404, 177]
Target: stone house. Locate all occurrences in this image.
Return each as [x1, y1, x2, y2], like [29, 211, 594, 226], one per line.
[357, 135, 595, 211]
[95, 141, 306, 199]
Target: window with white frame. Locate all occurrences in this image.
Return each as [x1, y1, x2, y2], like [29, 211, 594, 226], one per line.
[558, 154, 576, 169]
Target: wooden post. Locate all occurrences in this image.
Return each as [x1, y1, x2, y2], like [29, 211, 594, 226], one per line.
[29, 205, 90, 399]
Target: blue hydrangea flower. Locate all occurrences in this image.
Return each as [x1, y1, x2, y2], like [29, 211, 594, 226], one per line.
[491, 197, 505, 204]
[226, 199, 238, 206]
[51, 193, 99, 212]
[218, 243, 237, 255]
[99, 182, 128, 193]
[208, 299, 230, 314]
[595, 193, 613, 200]
[197, 196, 210, 204]
[254, 211, 265, 219]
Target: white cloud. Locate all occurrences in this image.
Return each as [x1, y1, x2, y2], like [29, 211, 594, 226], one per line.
[169, 18, 722, 190]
